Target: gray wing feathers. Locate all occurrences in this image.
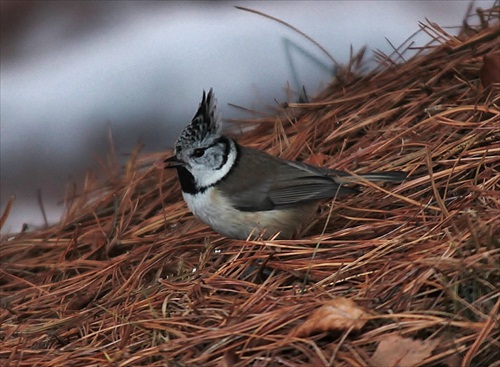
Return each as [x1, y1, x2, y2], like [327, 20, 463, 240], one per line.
[218, 147, 354, 212]
[265, 164, 353, 207]
[217, 146, 406, 212]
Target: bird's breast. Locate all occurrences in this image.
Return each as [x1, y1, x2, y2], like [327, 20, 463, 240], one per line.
[182, 188, 317, 239]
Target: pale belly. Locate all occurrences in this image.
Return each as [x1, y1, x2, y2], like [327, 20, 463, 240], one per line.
[183, 188, 316, 240]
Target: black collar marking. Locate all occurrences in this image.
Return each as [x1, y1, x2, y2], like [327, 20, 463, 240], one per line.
[176, 166, 198, 195]
[214, 136, 231, 170]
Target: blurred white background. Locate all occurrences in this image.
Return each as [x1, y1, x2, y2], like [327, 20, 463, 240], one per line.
[1, 1, 495, 233]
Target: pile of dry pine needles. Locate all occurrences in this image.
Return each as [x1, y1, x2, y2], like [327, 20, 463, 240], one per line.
[1, 6, 499, 367]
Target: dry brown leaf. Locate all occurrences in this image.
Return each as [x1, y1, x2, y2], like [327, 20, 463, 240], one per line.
[289, 298, 368, 338]
[479, 51, 500, 88]
[441, 354, 461, 367]
[303, 152, 329, 166]
[370, 334, 440, 367]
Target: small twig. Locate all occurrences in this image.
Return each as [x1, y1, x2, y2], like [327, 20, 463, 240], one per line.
[37, 188, 49, 228]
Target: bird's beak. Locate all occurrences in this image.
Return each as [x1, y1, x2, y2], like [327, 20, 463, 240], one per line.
[164, 155, 183, 169]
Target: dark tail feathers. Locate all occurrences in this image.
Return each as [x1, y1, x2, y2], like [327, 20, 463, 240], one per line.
[333, 170, 407, 184]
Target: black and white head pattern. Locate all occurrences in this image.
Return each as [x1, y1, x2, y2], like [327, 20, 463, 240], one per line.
[173, 89, 237, 189]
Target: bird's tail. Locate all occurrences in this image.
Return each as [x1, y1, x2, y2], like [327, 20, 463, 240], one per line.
[333, 171, 407, 184]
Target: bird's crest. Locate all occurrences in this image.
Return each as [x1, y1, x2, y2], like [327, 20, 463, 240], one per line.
[175, 89, 220, 152]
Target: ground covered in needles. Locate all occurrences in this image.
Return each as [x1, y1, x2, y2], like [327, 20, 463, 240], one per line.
[1, 6, 499, 367]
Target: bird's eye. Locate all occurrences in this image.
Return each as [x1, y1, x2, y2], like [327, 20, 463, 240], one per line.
[191, 148, 205, 158]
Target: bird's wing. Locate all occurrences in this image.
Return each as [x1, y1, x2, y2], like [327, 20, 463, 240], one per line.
[218, 147, 355, 212]
[264, 159, 356, 208]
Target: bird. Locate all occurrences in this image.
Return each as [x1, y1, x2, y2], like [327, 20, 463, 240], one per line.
[165, 89, 407, 240]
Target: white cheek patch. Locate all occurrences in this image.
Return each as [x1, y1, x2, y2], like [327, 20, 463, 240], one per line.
[193, 140, 237, 188]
